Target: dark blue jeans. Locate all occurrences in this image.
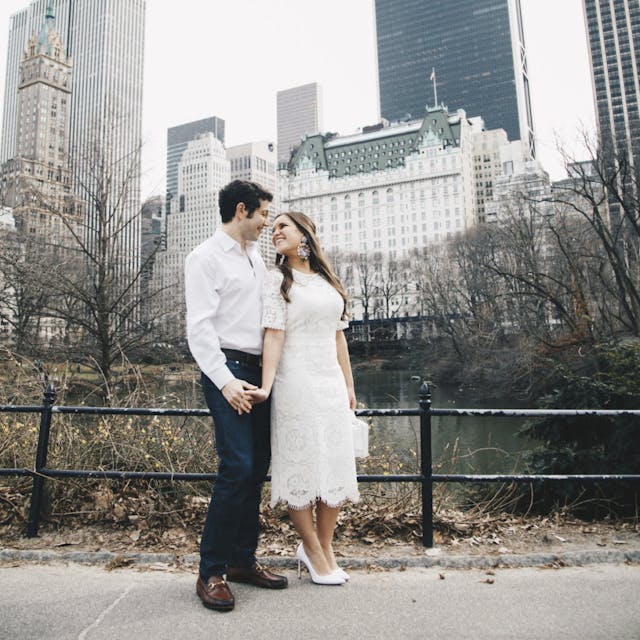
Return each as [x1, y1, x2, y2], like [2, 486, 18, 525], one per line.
[199, 361, 270, 580]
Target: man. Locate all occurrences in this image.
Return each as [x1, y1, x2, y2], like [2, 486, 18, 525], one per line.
[185, 180, 287, 612]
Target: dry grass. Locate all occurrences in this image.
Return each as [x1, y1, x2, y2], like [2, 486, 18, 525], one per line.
[1, 356, 638, 556]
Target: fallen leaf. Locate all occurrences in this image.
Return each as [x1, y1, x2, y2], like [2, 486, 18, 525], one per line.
[105, 555, 134, 571]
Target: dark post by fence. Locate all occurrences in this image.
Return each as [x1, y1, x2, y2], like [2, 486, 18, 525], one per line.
[419, 381, 433, 547]
[26, 384, 56, 538]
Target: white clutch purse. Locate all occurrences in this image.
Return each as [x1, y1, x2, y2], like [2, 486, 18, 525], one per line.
[351, 414, 369, 459]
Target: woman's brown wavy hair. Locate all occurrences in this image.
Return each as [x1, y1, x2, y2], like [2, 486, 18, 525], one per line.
[274, 211, 348, 320]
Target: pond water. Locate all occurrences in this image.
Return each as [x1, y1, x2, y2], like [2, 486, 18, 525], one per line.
[353, 368, 536, 475]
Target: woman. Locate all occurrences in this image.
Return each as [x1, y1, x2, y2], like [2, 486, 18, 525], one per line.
[251, 211, 359, 586]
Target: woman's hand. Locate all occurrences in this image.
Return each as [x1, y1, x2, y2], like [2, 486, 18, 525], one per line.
[221, 378, 256, 414]
[247, 387, 270, 405]
[347, 386, 356, 410]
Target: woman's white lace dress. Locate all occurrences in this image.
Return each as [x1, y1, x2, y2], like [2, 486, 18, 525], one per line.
[262, 268, 359, 509]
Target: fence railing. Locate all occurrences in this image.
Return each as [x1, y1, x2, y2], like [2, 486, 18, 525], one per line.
[1, 382, 640, 547]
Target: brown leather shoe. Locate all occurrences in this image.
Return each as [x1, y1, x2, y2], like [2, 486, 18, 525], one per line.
[226, 562, 288, 589]
[196, 575, 235, 611]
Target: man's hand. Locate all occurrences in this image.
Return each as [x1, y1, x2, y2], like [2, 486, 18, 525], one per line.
[246, 388, 270, 405]
[221, 378, 257, 414]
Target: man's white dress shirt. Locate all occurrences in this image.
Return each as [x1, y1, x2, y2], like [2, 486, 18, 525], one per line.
[185, 229, 266, 390]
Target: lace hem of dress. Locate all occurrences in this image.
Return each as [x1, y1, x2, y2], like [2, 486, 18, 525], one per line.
[269, 492, 360, 511]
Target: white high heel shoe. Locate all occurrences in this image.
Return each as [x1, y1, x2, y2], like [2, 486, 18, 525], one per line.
[335, 567, 350, 581]
[296, 544, 345, 585]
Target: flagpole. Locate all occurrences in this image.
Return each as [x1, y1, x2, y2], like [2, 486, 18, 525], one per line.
[430, 67, 438, 108]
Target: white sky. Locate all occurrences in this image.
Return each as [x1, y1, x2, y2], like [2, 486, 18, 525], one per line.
[0, 0, 596, 199]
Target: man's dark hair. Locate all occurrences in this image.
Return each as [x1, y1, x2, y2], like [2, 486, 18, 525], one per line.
[218, 180, 273, 223]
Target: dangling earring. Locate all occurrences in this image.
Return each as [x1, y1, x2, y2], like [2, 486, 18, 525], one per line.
[278, 253, 286, 265]
[297, 236, 311, 261]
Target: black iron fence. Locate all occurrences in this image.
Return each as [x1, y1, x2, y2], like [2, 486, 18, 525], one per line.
[1, 382, 640, 547]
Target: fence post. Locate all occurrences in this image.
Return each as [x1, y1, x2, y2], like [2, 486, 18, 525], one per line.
[26, 383, 56, 538]
[419, 381, 433, 547]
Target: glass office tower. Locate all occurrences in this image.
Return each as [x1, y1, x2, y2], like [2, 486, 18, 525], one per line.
[583, 0, 640, 171]
[374, 0, 534, 155]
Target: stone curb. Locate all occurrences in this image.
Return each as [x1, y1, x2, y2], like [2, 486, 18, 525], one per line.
[2, 547, 639, 570]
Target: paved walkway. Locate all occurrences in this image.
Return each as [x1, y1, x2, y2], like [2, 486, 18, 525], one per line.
[1, 557, 639, 639]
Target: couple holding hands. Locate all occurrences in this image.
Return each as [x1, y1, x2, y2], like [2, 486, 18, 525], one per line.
[185, 179, 360, 612]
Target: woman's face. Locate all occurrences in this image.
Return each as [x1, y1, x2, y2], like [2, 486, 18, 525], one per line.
[271, 214, 304, 257]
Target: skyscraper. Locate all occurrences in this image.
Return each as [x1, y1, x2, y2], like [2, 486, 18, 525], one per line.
[374, 0, 534, 156]
[0, 3, 80, 246]
[0, 4, 89, 344]
[277, 83, 323, 164]
[153, 133, 230, 331]
[227, 140, 278, 262]
[583, 0, 640, 173]
[166, 116, 225, 215]
[1, 0, 145, 263]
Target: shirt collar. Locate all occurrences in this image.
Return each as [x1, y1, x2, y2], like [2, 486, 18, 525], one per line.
[215, 228, 256, 255]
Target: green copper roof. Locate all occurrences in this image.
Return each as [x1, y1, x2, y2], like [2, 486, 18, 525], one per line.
[288, 107, 463, 178]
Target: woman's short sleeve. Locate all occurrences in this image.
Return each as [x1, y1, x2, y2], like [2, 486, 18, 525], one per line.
[262, 269, 287, 330]
[336, 317, 349, 331]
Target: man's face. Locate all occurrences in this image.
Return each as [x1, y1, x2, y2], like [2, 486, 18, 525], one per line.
[241, 199, 271, 242]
